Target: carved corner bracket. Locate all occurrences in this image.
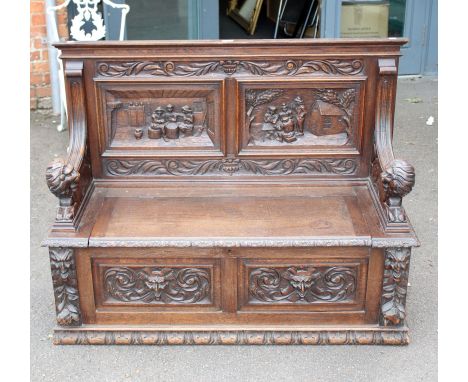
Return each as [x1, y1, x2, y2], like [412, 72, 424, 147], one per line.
[374, 59, 415, 230]
[49, 248, 82, 326]
[45, 61, 88, 228]
[380, 248, 411, 327]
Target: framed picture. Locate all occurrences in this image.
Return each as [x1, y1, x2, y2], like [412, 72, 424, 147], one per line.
[228, 0, 265, 35]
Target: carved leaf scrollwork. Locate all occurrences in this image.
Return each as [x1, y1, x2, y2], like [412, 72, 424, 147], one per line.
[97, 59, 364, 77]
[290, 59, 363, 76]
[105, 158, 357, 177]
[249, 266, 357, 303]
[380, 248, 411, 326]
[49, 248, 81, 326]
[104, 267, 211, 304]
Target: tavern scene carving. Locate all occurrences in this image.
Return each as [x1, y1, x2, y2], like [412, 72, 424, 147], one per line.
[104, 91, 217, 149]
[103, 266, 211, 304]
[249, 266, 357, 303]
[246, 88, 357, 146]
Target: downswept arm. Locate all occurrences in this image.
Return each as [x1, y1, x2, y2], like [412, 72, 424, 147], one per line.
[373, 58, 415, 226]
[45, 60, 90, 229]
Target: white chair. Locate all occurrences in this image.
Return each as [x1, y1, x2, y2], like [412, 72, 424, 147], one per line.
[47, 0, 130, 132]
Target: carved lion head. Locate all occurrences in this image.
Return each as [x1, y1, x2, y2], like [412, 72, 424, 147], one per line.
[381, 159, 415, 198]
[46, 159, 80, 199]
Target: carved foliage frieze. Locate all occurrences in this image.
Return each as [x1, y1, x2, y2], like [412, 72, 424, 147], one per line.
[380, 248, 411, 326]
[104, 158, 358, 176]
[97, 59, 364, 77]
[104, 267, 211, 304]
[249, 266, 357, 303]
[49, 248, 81, 326]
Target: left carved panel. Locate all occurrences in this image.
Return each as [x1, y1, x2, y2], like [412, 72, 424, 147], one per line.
[92, 258, 220, 309]
[96, 81, 225, 157]
[49, 248, 82, 326]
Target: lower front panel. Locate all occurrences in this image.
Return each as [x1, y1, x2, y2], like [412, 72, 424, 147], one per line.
[75, 247, 383, 326]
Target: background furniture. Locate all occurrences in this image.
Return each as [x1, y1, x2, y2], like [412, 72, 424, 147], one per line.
[46, 0, 129, 132]
[43, 39, 418, 345]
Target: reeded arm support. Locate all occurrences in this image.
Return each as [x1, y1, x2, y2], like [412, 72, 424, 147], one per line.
[373, 59, 415, 226]
[45, 60, 89, 228]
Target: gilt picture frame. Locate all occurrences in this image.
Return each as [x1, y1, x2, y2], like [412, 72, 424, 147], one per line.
[227, 0, 265, 35]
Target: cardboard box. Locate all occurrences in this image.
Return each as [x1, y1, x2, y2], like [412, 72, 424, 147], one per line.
[340, 1, 389, 38]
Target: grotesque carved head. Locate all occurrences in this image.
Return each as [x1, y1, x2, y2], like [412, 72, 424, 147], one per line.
[50, 248, 74, 281]
[283, 267, 319, 299]
[138, 268, 175, 300]
[381, 159, 415, 198]
[46, 159, 80, 199]
[384, 248, 410, 282]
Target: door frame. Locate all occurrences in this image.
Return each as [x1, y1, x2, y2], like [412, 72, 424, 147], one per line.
[104, 0, 220, 40]
[319, 0, 437, 75]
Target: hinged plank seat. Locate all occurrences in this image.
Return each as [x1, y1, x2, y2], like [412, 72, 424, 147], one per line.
[43, 39, 418, 345]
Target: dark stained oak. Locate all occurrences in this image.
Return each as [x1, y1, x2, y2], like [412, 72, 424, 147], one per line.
[44, 39, 418, 345]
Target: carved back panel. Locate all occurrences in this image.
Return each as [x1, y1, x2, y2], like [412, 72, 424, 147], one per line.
[56, 39, 405, 180]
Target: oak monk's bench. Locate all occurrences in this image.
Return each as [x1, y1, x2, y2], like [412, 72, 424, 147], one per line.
[43, 39, 418, 345]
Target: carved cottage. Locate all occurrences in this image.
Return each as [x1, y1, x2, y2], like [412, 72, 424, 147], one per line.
[43, 39, 418, 345]
[310, 100, 347, 136]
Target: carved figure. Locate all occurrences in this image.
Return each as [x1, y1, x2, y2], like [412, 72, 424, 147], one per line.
[148, 106, 165, 139]
[261, 106, 279, 140]
[164, 104, 179, 139]
[278, 103, 296, 143]
[179, 105, 194, 137]
[293, 96, 306, 136]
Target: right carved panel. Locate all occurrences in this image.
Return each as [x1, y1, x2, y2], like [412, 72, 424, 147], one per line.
[237, 80, 365, 156]
[239, 258, 368, 311]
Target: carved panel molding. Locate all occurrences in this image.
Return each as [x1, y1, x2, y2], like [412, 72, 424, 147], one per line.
[104, 266, 211, 304]
[54, 328, 409, 345]
[104, 158, 358, 176]
[249, 266, 357, 303]
[380, 248, 411, 326]
[49, 248, 82, 326]
[97, 59, 364, 77]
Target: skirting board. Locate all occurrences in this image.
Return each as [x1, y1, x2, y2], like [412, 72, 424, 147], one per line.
[54, 325, 410, 345]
